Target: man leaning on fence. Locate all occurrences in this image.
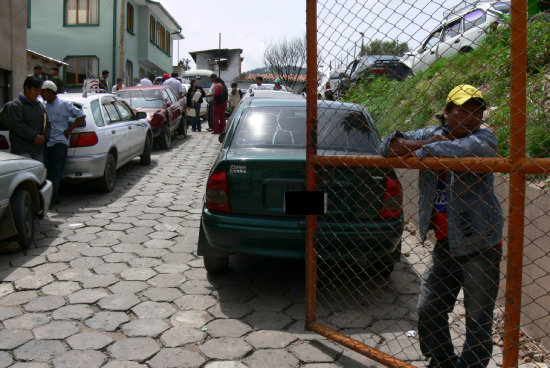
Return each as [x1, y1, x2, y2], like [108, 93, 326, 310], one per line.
[380, 85, 504, 368]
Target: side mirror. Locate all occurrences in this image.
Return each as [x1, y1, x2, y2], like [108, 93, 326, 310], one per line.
[218, 132, 226, 143]
[135, 111, 147, 119]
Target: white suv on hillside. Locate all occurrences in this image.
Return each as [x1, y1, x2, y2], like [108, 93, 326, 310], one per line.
[400, 0, 511, 75]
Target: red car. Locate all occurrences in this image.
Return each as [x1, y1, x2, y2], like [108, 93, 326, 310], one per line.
[116, 86, 187, 149]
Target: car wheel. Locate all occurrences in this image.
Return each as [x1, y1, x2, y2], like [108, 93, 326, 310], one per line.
[11, 189, 34, 248]
[181, 117, 188, 138]
[158, 125, 172, 150]
[403, 68, 414, 80]
[98, 153, 117, 192]
[204, 256, 229, 273]
[140, 135, 151, 165]
[198, 224, 229, 273]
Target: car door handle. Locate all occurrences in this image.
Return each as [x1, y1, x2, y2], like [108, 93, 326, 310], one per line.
[128, 126, 132, 130]
[111, 130, 116, 134]
[454, 39, 460, 44]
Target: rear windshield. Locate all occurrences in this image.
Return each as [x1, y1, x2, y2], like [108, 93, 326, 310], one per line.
[117, 89, 164, 109]
[231, 105, 380, 154]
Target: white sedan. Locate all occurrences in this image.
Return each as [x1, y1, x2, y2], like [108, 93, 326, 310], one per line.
[58, 92, 152, 192]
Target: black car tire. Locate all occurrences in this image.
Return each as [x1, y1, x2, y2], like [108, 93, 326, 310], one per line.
[204, 256, 229, 273]
[198, 224, 229, 273]
[158, 124, 172, 150]
[98, 153, 117, 192]
[140, 135, 151, 165]
[180, 117, 188, 138]
[11, 189, 34, 249]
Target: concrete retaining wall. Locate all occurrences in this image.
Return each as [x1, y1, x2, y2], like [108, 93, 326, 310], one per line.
[396, 169, 550, 349]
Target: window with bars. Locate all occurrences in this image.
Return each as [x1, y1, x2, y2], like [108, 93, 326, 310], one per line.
[65, 0, 99, 25]
[64, 56, 99, 85]
[127, 2, 134, 33]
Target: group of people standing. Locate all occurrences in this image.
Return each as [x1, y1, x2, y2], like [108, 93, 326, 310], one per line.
[185, 73, 241, 135]
[6, 76, 85, 206]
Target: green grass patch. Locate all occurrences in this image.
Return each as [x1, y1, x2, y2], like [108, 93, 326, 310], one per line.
[344, 17, 550, 158]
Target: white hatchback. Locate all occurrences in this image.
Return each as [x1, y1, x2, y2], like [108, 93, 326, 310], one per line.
[58, 92, 152, 192]
[400, 0, 511, 75]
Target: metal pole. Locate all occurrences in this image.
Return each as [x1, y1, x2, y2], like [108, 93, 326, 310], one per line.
[305, 0, 318, 330]
[218, 33, 221, 77]
[503, 0, 527, 367]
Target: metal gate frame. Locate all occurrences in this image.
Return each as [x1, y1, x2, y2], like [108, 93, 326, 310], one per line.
[304, 0, 550, 367]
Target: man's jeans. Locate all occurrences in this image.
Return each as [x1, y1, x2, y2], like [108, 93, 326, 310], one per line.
[417, 239, 502, 368]
[192, 104, 202, 131]
[44, 143, 68, 204]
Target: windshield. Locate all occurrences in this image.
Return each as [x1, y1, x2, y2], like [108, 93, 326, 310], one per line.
[116, 89, 164, 109]
[231, 105, 379, 154]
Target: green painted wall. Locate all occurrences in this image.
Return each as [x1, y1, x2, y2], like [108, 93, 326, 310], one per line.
[27, 0, 174, 89]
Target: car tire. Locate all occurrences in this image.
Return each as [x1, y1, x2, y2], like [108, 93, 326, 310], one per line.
[204, 256, 229, 273]
[198, 224, 229, 273]
[140, 135, 151, 165]
[403, 68, 414, 80]
[98, 153, 116, 192]
[11, 189, 34, 249]
[158, 125, 172, 150]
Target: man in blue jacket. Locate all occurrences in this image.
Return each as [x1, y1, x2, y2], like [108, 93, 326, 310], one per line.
[380, 85, 503, 368]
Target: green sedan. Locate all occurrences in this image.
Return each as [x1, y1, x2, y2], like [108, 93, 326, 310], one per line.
[198, 97, 404, 277]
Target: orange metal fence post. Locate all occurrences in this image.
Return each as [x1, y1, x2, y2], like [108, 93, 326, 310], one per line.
[503, 0, 527, 367]
[305, 0, 319, 329]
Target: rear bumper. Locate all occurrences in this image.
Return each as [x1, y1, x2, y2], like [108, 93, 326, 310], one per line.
[201, 207, 403, 261]
[64, 153, 107, 179]
[39, 180, 53, 218]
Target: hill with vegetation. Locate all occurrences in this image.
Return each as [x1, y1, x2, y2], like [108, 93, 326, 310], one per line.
[344, 15, 550, 158]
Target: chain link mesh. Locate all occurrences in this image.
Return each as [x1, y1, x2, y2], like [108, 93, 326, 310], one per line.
[307, 0, 550, 367]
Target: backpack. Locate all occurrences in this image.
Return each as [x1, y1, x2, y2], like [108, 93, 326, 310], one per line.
[214, 84, 228, 105]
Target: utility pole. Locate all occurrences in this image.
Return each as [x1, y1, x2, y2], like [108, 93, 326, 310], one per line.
[218, 33, 221, 77]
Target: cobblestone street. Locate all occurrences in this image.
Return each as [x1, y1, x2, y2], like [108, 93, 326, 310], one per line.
[0, 128, 428, 368]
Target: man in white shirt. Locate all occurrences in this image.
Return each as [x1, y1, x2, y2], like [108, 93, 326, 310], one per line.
[163, 72, 184, 99]
[139, 77, 153, 86]
[247, 76, 268, 94]
[203, 73, 217, 131]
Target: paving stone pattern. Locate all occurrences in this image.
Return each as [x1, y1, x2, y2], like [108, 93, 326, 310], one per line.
[0, 129, 481, 367]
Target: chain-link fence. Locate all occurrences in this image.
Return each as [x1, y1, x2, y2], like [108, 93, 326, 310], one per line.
[305, 0, 550, 367]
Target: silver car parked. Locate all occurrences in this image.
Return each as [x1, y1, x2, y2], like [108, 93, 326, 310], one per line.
[0, 152, 52, 248]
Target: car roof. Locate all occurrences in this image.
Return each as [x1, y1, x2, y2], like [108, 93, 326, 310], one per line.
[248, 97, 363, 111]
[57, 92, 117, 104]
[118, 85, 164, 91]
[249, 90, 299, 99]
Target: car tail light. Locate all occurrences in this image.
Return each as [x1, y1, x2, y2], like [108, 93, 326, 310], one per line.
[325, 81, 331, 90]
[69, 132, 99, 147]
[206, 171, 230, 213]
[379, 178, 403, 219]
[370, 66, 386, 75]
[0, 135, 9, 150]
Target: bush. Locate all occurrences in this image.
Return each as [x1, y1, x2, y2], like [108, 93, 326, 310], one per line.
[344, 17, 550, 158]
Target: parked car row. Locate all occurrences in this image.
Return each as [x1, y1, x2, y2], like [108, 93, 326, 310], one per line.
[318, 0, 511, 99]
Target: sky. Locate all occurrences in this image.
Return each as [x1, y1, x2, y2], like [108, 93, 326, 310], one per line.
[159, 0, 464, 73]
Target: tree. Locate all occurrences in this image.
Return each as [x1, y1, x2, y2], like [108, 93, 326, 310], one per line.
[178, 58, 192, 71]
[359, 39, 409, 57]
[264, 36, 307, 90]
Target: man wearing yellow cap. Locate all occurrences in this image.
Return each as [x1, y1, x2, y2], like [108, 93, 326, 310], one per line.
[380, 85, 503, 368]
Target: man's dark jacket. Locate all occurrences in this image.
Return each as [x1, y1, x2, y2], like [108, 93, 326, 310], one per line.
[7, 94, 50, 157]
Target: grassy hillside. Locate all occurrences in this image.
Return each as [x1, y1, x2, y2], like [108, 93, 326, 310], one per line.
[344, 15, 550, 158]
